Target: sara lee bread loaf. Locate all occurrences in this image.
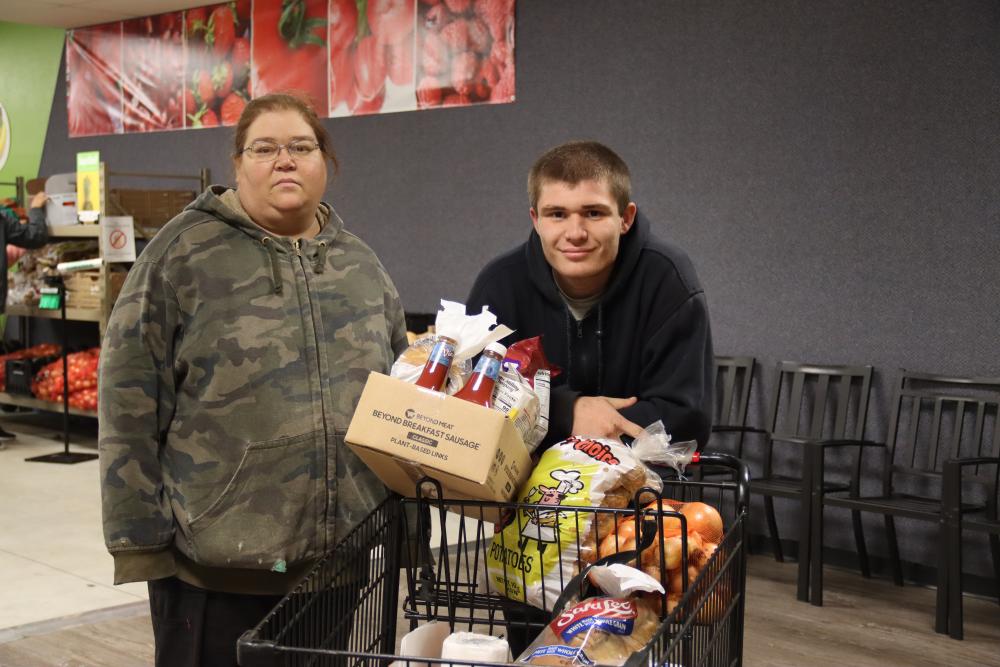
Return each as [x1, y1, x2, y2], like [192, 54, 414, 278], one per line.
[518, 596, 661, 666]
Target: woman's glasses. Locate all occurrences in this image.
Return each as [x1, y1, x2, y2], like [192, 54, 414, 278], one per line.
[240, 140, 321, 162]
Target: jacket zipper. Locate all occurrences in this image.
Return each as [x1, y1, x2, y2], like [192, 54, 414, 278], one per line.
[291, 238, 330, 553]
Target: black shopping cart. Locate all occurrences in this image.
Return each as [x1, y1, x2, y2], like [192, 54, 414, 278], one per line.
[238, 452, 750, 667]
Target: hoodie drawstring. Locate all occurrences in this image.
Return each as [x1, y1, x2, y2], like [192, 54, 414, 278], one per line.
[564, 307, 573, 388]
[261, 237, 283, 294]
[596, 304, 604, 394]
[313, 241, 328, 274]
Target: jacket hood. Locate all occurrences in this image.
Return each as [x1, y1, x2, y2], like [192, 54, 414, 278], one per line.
[525, 207, 651, 307]
[186, 185, 343, 244]
[185, 185, 343, 295]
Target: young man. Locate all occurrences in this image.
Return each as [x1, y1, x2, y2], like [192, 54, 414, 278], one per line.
[467, 141, 713, 448]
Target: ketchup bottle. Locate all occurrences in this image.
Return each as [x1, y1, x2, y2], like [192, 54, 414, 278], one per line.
[453, 342, 507, 408]
[415, 335, 458, 391]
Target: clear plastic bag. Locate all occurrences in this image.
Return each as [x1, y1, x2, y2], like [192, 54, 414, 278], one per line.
[630, 420, 698, 477]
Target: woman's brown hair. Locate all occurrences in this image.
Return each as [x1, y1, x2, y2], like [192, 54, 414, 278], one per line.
[232, 92, 339, 174]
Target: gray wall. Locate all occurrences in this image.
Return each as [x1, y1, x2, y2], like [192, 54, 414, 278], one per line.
[40, 1, 1000, 575]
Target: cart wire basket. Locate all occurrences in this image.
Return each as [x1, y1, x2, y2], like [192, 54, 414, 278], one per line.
[238, 452, 750, 667]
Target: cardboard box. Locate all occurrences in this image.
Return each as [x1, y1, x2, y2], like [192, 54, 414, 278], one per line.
[346, 372, 531, 504]
[64, 270, 127, 309]
[45, 192, 78, 226]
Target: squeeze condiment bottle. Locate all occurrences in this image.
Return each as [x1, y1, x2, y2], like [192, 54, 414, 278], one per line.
[415, 335, 458, 391]
[453, 342, 507, 408]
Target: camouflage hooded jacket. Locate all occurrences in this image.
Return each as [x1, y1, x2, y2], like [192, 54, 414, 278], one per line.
[99, 186, 407, 586]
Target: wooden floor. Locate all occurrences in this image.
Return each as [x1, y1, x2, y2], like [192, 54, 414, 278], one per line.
[742, 558, 999, 667]
[0, 603, 153, 667]
[0, 556, 996, 666]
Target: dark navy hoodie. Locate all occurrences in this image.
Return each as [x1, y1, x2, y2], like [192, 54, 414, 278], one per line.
[466, 209, 714, 447]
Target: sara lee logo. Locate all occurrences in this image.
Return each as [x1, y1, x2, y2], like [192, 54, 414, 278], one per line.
[0, 103, 10, 171]
[553, 598, 637, 630]
[568, 436, 620, 465]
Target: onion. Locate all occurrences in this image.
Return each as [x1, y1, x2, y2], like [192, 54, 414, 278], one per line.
[680, 502, 724, 543]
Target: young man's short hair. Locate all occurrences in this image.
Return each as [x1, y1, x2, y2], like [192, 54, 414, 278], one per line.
[527, 141, 632, 215]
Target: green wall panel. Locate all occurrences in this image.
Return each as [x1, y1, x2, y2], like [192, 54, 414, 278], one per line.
[0, 21, 65, 199]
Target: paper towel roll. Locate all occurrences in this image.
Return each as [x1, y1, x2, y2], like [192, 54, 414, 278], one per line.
[57, 257, 102, 273]
[441, 632, 510, 666]
[391, 621, 453, 667]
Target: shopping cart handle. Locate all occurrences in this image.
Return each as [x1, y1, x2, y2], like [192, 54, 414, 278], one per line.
[685, 451, 752, 512]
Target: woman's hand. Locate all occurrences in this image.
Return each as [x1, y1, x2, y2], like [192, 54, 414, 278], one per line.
[29, 191, 48, 209]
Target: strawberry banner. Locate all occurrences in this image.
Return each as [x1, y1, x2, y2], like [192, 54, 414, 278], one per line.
[122, 14, 186, 132]
[185, 2, 253, 128]
[66, 23, 124, 137]
[253, 0, 330, 117]
[65, 0, 515, 136]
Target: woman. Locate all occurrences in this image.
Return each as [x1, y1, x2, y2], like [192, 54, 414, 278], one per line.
[0, 190, 49, 443]
[99, 93, 407, 666]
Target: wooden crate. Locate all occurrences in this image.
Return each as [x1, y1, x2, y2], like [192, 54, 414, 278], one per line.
[107, 188, 196, 238]
[64, 270, 127, 309]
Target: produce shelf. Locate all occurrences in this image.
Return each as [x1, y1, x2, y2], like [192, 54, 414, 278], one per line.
[0, 391, 96, 418]
[6, 305, 103, 322]
[46, 225, 102, 238]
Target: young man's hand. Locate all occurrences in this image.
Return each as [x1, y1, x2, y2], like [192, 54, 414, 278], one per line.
[571, 396, 644, 442]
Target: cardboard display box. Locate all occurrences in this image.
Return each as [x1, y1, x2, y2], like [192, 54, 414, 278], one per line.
[64, 270, 127, 309]
[346, 372, 532, 503]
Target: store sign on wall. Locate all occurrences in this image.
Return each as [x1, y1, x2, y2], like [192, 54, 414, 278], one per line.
[65, 0, 516, 137]
[0, 103, 10, 171]
[76, 150, 101, 223]
[102, 216, 138, 263]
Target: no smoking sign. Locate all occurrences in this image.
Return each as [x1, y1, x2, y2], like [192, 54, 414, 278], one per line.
[108, 229, 128, 250]
[101, 216, 137, 263]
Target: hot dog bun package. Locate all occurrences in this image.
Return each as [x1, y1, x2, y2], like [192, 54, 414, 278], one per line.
[391, 300, 513, 393]
[392, 308, 555, 453]
[485, 436, 662, 610]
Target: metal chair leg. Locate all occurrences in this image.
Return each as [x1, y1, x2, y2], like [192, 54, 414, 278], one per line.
[851, 510, 870, 578]
[885, 515, 904, 586]
[935, 518, 949, 635]
[797, 448, 813, 602]
[764, 496, 783, 562]
[808, 480, 824, 607]
[947, 520, 964, 639]
[990, 534, 1000, 606]
[943, 460, 965, 640]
